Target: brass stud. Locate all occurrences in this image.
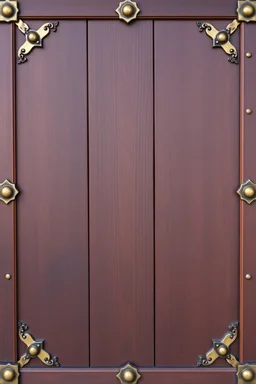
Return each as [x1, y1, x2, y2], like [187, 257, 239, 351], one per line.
[1, 3, 15, 18]
[217, 345, 228, 356]
[241, 369, 255, 382]
[28, 344, 40, 356]
[0, 186, 13, 198]
[27, 31, 40, 44]
[5, 274, 11, 280]
[2, 368, 16, 382]
[246, 109, 252, 115]
[241, 4, 255, 18]
[243, 186, 256, 198]
[123, 370, 136, 382]
[122, 4, 135, 17]
[246, 52, 252, 58]
[246, 274, 252, 280]
[216, 32, 228, 43]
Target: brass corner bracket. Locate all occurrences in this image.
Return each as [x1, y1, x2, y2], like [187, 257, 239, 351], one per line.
[17, 321, 60, 368]
[197, 1, 256, 64]
[117, 363, 141, 384]
[0, 0, 59, 64]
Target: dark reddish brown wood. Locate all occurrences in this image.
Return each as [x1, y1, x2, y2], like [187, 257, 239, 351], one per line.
[0, 24, 16, 362]
[16, 21, 89, 366]
[154, 21, 240, 366]
[19, 0, 236, 18]
[20, 368, 236, 384]
[243, 22, 256, 363]
[88, 21, 154, 367]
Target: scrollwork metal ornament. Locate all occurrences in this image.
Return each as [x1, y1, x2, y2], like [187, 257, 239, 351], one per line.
[0, 0, 59, 63]
[197, 321, 239, 368]
[18, 321, 60, 368]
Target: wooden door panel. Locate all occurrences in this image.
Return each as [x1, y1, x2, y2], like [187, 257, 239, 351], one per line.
[16, 21, 89, 366]
[88, 20, 154, 367]
[243, 23, 256, 362]
[0, 24, 16, 362]
[155, 21, 240, 366]
[19, 0, 237, 18]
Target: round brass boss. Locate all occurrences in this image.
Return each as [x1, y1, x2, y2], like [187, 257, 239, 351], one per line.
[218, 345, 228, 356]
[241, 4, 255, 17]
[0, 186, 13, 198]
[246, 274, 252, 280]
[123, 370, 136, 382]
[122, 4, 135, 17]
[2, 368, 16, 382]
[241, 369, 255, 382]
[28, 345, 40, 356]
[246, 52, 252, 58]
[216, 32, 228, 43]
[1, 4, 15, 18]
[246, 109, 252, 115]
[27, 31, 40, 43]
[5, 274, 11, 280]
[243, 186, 256, 198]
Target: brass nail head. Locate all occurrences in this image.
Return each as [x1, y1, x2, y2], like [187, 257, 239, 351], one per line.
[246, 109, 252, 115]
[246, 274, 252, 280]
[241, 368, 255, 382]
[243, 186, 256, 198]
[246, 52, 252, 58]
[2, 368, 16, 381]
[5, 274, 11, 280]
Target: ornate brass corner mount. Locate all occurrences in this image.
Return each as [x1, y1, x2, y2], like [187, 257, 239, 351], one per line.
[238, 364, 256, 383]
[197, 321, 239, 368]
[0, 1, 59, 64]
[17, 322, 60, 368]
[117, 363, 141, 384]
[197, 20, 240, 64]
[116, 0, 140, 23]
[237, 1, 256, 22]
[237, 180, 256, 204]
[16, 20, 59, 64]
[0, 363, 19, 383]
[0, 180, 19, 205]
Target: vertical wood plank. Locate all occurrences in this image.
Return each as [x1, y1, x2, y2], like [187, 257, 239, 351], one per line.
[16, 21, 89, 366]
[88, 21, 154, 367]
[155, 21, 240, 366]
[0, 24, 15, 362]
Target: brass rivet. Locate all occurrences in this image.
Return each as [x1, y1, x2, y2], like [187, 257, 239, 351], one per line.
[246, 274, 252, 280]
[243, 186, 256, 198]
[5, 274, 11, 280]
[246, 109, 252, 115]
[27, 31, 40, 44]
[246, 52, 252, 58]
[123, 370, 136, 382]
[216, 32, 228, 43]
[28, 345, 40, 356]
[0, 186, 13, 198]
[241, 369, 255, 382]
[218, 345, 228, 356]
[1, 4, 15, 18]
[122, 4, 135, 17]
[241, 4, 255, 17]
[2, 368, 16, 382]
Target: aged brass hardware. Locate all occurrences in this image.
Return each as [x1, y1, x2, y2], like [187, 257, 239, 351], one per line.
[237, 1, 256, 22]
[196, 20, 240, 64]
[246, 109, 252, 114]
[18, 321, 60, 367]
[246, 52, 253, 57]
[117, 363, 141, 384]
[5, 274, 11, 280]
[197, 321, 239, 367]
[246, 274, 252, 280]
[0, 1, 18, 22]
[0, 1, 59, 64]
[237, 180, 256, 204]
[0, 364, 19, 383]
[237, 364, 256, 383]
[0, 180, 19, 205]
[116, 1, 140, 23]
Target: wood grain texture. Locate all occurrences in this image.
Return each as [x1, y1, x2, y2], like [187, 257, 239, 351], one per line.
[16, 21, 89, 366]
[88, 21, 154, 367]
[0, 24, 16, 362]
[243, 22, 256, 362]
[154, 21, 240, 366]
[20, 368, 236, 384]
[19, 0, 237, 17]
